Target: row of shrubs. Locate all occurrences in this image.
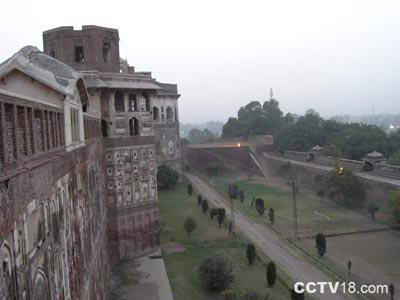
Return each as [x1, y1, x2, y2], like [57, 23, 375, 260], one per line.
[185, 183, 305, 299]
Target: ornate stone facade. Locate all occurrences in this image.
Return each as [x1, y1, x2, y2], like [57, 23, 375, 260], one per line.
[0, 25, 180, 299]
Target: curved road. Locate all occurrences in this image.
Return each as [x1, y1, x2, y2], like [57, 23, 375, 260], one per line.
[186, 172, 357, 300]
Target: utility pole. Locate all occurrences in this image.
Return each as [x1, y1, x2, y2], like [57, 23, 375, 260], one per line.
[228, 184, 236, 239]
[291, 181, 298, 237]
[230, 194, 236, 239]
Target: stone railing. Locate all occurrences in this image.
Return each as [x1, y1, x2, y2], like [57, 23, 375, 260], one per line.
[281, 149, 400, 180]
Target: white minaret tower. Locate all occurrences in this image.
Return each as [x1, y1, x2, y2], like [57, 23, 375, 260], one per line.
[270, 87, 274, 100]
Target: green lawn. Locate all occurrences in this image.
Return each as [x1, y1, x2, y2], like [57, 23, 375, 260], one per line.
[211, 175, 380, 236]
[158, 183, 290, 300]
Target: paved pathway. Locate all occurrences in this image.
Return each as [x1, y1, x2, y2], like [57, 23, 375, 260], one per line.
[186, 172, 357, 300]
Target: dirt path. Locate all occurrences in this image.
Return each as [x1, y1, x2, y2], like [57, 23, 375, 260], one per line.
[186, 172, 358, 300]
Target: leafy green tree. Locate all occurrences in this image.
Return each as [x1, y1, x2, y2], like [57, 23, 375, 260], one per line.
[183, 217, 197, 239]
[366, 202, 380, 220]
[389, 191, 400, 224]
[322, 144, 342, 158]
[266, 261, 276, 287]
[218, 208, 226, 227]
[239, 190, 245, 203]
[201, 199, 209, 213]
[199, 256, 234, 292]
[210, 208, 218, 220]
[268, 208, 275, 224]
[157, 164, 179, 190]
[326, 169, 366, 208]
[387, 151, 400, 166]
[255, 198, 265, 216]
[246, 243, 256, 265]
[316, 189, 325, 202]
[188, 128, 217, 143]
[187, 184, 193, 197]
[315, 233, 326, 257]
[291, 287, 305, 300]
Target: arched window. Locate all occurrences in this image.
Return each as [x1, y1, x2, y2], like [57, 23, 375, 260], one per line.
[166, 107, 173, 120]
[129, 118, 139, 136]
[153, 107, 159, 121]
[114, 91, 125, 112]
[101, 120, 108, 138]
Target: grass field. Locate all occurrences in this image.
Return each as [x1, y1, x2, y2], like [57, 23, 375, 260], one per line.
[205, 173, 400, 296]
[158, 183, 291, 300]
[211, 175, 384, 236]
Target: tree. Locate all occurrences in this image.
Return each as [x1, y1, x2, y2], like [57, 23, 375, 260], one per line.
[239, 190, 245, 203]
[187, 184, 193, 197]
[389, 191, 400, 224]
[322, 144, 342, 158]
[366, 202, 380, 220]
[228, 184, 239, 199]
[255, 198, 264, 216]
[198, 256, 234, 292]
[188, 128, 217, 144]
[316, 189, 325, 202]
[210, 208, 218, 220]
[315, 233, 326, 257]
[183, 217, 196, 239]
[201, 199, 209, 213]
[157, 164, 179, 190]
[291, 287, 305, 300]
[268, 208, 275, 224]
[326, 169, 366, 208]
[387, 151, 400, 166]
[218, 208, 226, 227]
[197, 194, 203, 207]
[266, 261, 276, 287]
[246, 243, 256, 265]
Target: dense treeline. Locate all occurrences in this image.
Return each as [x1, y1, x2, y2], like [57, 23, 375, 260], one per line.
[222, 99, 400, 161]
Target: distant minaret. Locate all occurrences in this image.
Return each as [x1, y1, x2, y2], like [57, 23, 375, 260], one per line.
[270, 87, 274, 100]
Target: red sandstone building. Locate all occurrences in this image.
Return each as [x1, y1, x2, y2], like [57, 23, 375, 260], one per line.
[0, 25, 180, 299]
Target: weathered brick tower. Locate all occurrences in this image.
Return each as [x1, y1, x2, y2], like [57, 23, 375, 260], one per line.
[43, 25, 166, 261]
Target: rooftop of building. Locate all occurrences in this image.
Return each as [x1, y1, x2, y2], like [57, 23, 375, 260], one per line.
[43, 25, 119, 35]
[0, 46, 87, 99]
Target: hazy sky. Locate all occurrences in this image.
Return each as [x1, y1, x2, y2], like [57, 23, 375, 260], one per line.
[1, 0, 400, 123]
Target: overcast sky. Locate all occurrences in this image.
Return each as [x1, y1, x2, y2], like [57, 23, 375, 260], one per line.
[1, 0, 400, 123]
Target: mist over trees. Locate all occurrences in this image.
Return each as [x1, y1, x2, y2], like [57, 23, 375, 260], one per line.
[187, 128, 217, 144]
[222, 99, 400, 161]
[180, 121, 224, 137]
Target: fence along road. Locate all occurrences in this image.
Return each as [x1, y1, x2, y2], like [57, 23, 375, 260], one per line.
[185, 172, 359, 300]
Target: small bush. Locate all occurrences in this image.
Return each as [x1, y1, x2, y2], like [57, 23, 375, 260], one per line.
[218, 208, 226, 227]
[246, 243, 256, 265]
[315, 233, 326, 257]
[201, 199, 209, 213]
[266, 261, 276, 287]
[187, 184, 193, 197]
[183, 217, 196, 239]
[198, 256, 234, 292]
